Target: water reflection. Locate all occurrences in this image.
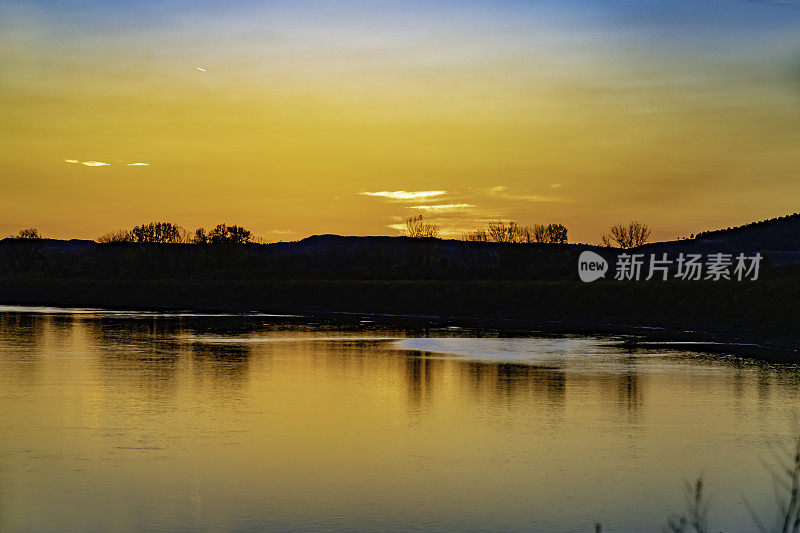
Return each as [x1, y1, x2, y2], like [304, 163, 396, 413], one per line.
[616, 372, 643, 420]
[0, 311, 45, 349]
[404, 352, 435, 411]
[463, 361, 567, 408]
[190, 342, 252, 386]
[1, 308, 800, 532]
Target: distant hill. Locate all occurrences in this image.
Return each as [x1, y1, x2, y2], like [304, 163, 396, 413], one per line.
[638, 212, 800, 265]
[694, 212, 800, 243]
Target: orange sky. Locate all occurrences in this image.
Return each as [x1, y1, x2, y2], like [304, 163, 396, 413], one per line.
[1, 1, 799, 243]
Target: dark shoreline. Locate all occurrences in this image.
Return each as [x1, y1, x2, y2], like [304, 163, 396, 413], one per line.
[1, 280, 797, 364]
[2, 234, 799, 363]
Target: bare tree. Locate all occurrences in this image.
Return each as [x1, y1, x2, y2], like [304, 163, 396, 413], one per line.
[601, 221, 651, 248]
[516, 225, 534, 243]
[97, 230, 133, 243]
[463, 221, 568, 244]
[487, 220, 519, 243]
[531, 224, 548, 243]
[405, 215, 439, 239]
[463, 229, 488, 242]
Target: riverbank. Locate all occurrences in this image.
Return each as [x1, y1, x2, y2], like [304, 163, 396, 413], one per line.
[1, 277, 797, 362]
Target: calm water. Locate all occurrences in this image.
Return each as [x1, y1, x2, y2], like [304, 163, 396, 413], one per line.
[1, 306, 799, 532]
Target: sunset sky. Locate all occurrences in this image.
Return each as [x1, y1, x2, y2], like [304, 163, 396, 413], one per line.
[1, 0, 799, 243]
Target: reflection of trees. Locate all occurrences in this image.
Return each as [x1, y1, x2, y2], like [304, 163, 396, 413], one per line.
[0, 312, 51, 383]
[73, 318, 254, 400]
[729, 360, 800, 409]
[86, 317, 184, 354]
[190, 342, 251, 386]
[457, 360, 566, 409]
[494, 363, 566, 407]
[79, 318, 184, 398]
[402, 354, 565, 416]
[70, 315, 256, 406]
[0, 312, 44, 349]
[757, 367, 772, 404]
[731, 361, 747, 403]
[604, 351, 644, 421]
[774, 367, 800, 401]
[46, 313, 77, 340]
[404, 351, 436, 411]
[616, 372, 642, 420]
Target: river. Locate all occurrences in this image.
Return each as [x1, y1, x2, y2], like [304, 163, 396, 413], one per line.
[0, 306, 797, 532]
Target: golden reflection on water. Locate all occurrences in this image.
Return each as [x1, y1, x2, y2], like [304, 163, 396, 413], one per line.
[1, 311, 799, 532]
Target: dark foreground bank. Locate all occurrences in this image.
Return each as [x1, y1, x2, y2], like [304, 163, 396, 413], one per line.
[1, 276, 798, 362]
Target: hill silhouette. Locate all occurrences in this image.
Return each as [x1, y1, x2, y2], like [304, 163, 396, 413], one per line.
[694, 212, 800, 242]
[649, 212, 800, 265]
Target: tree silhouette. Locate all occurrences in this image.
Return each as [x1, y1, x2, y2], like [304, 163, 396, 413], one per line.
[193, 228, 208, 244]
[97, 230, 133, 243]
[97, 222, 255, 245]
[601, 221, 651, 248]
[545, 223, 568, 244]
[464, 221, 567, 244]
[487, 220, 518, 242]
[207, 224, 252, 244]
[405, 215, 439, 238]
[530, 224, 548, 243]
[14, 228, 41, 239]
[129, 222, 187, 243]
[464, 228, 488, 242]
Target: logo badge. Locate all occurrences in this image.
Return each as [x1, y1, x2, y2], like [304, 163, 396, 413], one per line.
[578, 251, 608, 282]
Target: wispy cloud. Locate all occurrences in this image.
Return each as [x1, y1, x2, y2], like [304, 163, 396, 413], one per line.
[480, 185, 559, 202]
[409, 203, 475, 211]
[64, 159, 150, 167]
[360, 190, 446, 200]
[267, 229, 294, 235]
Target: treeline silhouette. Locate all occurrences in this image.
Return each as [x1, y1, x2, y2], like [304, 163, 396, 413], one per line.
[402, 215, 569, 244]
[9, 218, 636, 248]
[462, 220, 568, 244]
[11, 211, 800, 249]
[97, 222, 257, 244]
[399, 215, 571, 244]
